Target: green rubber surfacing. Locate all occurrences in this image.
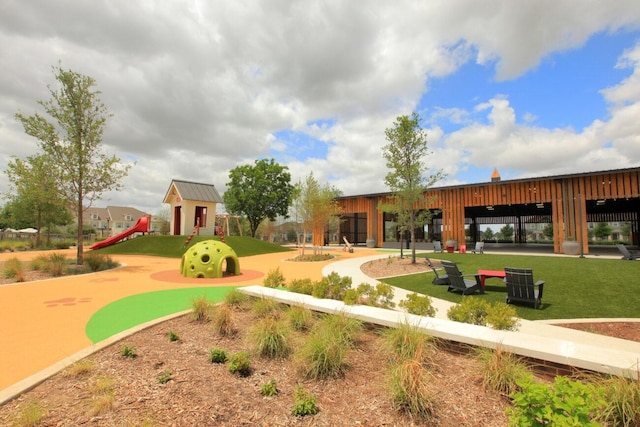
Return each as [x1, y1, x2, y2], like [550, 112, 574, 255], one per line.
[85, 286, 236, 343]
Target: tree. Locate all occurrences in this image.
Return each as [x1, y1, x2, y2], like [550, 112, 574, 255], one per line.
[593, 222, 612, 241]
[4, 154, 71, 246]
[500, 224, 514, 241]
[292, 172, 342, 255]
[380, 112, 444, 263]
[542, 223, 554, 240]
[223, 159, 294, 238]
[483, 227, 495, 241]
[15, 66, 132, 264]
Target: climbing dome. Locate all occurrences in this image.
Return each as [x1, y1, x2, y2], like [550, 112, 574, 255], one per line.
[180, 240, 240, 278]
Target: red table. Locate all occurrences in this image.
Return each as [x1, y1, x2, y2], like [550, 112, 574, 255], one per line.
[477, 269, 506, 289]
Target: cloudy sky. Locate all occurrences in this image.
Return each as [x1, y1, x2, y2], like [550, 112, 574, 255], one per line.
[2, 1, 640, 215]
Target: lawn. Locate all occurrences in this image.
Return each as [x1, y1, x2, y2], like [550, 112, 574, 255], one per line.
[382, 253, 639, 321]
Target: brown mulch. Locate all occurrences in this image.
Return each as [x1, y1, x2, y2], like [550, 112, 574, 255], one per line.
[0, 255, 638, 426]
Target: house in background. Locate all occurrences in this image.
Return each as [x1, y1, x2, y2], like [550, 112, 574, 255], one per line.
[83, 206, 151, 237]
[163, 179, 223, 236]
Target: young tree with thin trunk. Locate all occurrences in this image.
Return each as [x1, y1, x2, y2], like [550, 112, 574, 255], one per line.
[15, 66, 132, 265]
[380, 112, 444, 264]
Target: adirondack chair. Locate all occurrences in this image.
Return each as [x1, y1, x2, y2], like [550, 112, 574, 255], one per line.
[470, 241, 484, 254]
[425, 257, 449, 285]
[504, 267, 544, 309]
[616, 244, 639, 260]
[433, 241, 444, 253]
[441, 260, 483, 295]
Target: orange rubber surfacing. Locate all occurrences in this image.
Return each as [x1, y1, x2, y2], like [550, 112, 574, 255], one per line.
[150, 269, 263, 284]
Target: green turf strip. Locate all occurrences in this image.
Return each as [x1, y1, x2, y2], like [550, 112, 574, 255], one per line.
[86, 286, 236, 343]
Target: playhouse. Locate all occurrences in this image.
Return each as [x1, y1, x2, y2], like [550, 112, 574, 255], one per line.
[163, 179, 223, 236]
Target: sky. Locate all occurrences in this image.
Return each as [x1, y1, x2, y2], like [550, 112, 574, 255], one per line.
[2, 1, 640, 216]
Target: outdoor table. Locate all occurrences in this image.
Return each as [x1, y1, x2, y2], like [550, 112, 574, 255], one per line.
[477, 269, 506, 289]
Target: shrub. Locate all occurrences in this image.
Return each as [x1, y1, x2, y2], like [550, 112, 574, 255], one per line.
[211, 303, 235, 337]
[382, 322, 434, 362]
[29, 254, 49, 271]
[473, 346, 530, 396]
[209, 348, 228, 364]
[285, 305, 314, 331]
[228, 351, 251, 376]
[120, 344, 137, 358]
[290, 386, 319, 417]
[248, 317, 291, 358]
[191, 296, 212, 322]
[260, 378, 278, 397]
[84, 252, 117, 272]
[224, 288, 249, 308]
[318, 313, 362, 347]
[312, 272, 352, 300]
[287, 277, 315, 295]
[167, 330, 180, 342]
[3, 257, 25, 281]
[599, 372, 640, 426]
[388, 351, 434, 420]
[399, 293, 436, 317]
[347, 283, 396, 308]
[250, 297, 283, 319]
[43, 252, 69, 277]
[263, 267, 286, 288]
[485, 302, 520, 331]
[157, 369, 172, 384]
[447, 297, 489, 325]
[508, 376, 606, 426]
[13, 400, 47, 427]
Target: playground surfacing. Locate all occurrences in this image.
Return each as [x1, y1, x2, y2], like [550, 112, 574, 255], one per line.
[0, 247, 376, 392]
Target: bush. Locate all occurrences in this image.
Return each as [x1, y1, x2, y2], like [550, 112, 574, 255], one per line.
[84, 252, 117, 272]
[120, 344, 137, 358]
[263, 267, 286, 288]
[290, 386, 319, 417]
[260, 378, 278, 397]
[250, 297, 283, 319]
[388, 352, 434, 420]
[248, 317, 291, 358]
[167, 330, 180, 342]
[508, 376, 606, 426]
[399, 293, 436, 317]
[3, 257, 25, 281]
[346, 283, 396, 308]
[228, 351, 251, 376]
[599, 372, 640, 426]
[382, 322, 434, 362]
[485, 302, 520, 331]
[312, 272, 352, 300]
[224, 289, 249, 308]
[211, 303, 235, 337]
[473, 346, 530, 395]
[287, 277, 315, 295]
[447, 297, 520, 331]
[43, 252, 68, 276]
[209, 348, 228, 364]
[191, 296, 212, 322]
[285, 305, 314, 331]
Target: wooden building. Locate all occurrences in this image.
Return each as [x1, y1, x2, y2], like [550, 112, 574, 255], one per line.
[163, 180, 223, 236]
[334, 167, 640, 254]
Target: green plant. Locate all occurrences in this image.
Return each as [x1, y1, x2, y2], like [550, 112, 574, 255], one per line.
[285, 305, 314, 331]
[211, 302, 235, 336]
[3, 256, 25, 281]
[382, 322, 434, 362]
[29, 254, 49, 271]
[167, 330, 180, 342]
[43, 252, 69, 277]
[260, 378, 278, 397]
[263, 266, 286, 288]
[120, 344, 137, 358]
[157, 369, 172, 384]
[447, 297, 490, 325]
[12, 400, 47, 427]
[473, 346, 530, 395]
[64, 359, 94, 377]
[84, 252, 116, 272]
[312, 271, 352, 300]
[224, 288, 249, 308]
[89, 375, 115, 415]
[485, 302, 520, 331]
[290, 386, 319, 417]
[228, 351, 251, 376]
[191, 296, 212, 322]
[248, 317, 291, 358]
[287, 277, 315, 295]
[508, 376, 606, 426]
[318, 313, 362, 347]
[250, 296, 283, 318]
[388, 350, 434, 420]
[209, 347, 228, 364]
[399, 293, 436, 317]
[599, 371, 640, 426]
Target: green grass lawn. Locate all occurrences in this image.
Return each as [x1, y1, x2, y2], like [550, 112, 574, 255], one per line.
[93, 235, 294, 258]
[382, 253, 639, 321]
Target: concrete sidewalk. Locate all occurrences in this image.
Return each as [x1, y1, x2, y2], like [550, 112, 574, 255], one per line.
[321, 252, 640, 378]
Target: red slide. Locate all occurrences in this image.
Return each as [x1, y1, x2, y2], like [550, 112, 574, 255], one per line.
[89, 216, 149, 250]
